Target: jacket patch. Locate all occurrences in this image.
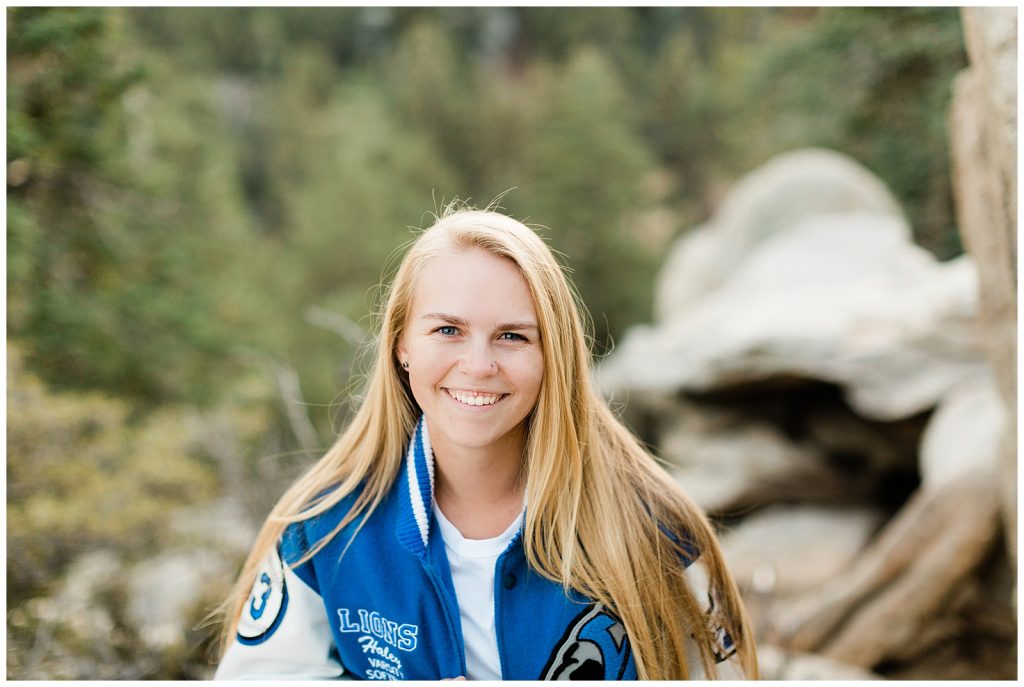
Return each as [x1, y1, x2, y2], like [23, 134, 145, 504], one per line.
[541, 604, 631, 680]
[337, 607, 420, 679]
[702, 589, 737, 663]
[237, 547, 289, 645]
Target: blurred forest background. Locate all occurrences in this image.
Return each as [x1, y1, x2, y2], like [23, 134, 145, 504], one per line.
[8, 6, 977, 679]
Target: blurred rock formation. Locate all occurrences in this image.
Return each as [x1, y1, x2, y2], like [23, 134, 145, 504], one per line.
[599, 142, 1015, 677]
[602, 150, 985, 421]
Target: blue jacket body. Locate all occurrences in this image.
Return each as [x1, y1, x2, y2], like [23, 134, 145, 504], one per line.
[283, 420, 635, 679]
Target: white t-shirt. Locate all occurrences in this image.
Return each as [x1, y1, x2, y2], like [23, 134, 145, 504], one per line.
[433, 502, 524, 681]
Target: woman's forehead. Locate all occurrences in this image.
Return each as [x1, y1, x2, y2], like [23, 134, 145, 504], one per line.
[409, 247, 538, 321]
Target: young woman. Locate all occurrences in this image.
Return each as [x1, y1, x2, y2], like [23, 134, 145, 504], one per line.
[215, 205, 758, 680]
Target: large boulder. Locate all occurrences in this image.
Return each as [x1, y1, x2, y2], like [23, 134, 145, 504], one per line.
[655, 148, 906, 322]
[601, 209, 985, 421]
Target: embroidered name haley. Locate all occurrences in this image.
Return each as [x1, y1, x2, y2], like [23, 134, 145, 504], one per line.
[360, 636, 405, 680]
[338, 608, 419, 652]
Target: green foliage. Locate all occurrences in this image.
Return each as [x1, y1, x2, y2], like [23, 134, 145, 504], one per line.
[6, 346, 218, 600]
[7, 8, 262, 404]
[7, 8, 141, 168]
[263, 59, 462, 408]
[511, 48, 659, 346]
[714, 7, 966, 258]
[516, 7, 638, 65]
[642, 29, 723, 213]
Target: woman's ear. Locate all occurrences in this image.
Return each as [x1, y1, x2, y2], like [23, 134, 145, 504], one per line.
[395, 340, 408, 368]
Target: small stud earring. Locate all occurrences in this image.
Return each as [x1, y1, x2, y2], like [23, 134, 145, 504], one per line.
[402, 361, 410, 370]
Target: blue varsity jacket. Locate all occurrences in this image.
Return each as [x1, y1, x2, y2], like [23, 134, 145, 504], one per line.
[216, 417, 742, 680]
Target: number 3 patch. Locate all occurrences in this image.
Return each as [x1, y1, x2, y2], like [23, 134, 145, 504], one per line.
[237, 547, 289, 645]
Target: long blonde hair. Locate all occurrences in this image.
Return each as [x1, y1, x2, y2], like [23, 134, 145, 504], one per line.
[220, 203, 758, 679]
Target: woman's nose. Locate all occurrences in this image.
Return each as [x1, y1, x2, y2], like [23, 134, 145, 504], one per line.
[459, 342, 497, 377]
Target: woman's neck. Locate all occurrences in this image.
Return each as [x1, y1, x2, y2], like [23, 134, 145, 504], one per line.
[430, 430, 526, 540]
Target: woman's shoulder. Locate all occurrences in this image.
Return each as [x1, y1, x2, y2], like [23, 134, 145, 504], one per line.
[279, 480, 371, 562]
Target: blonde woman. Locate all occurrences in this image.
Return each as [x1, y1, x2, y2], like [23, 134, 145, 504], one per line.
[215, 205, 758, 680]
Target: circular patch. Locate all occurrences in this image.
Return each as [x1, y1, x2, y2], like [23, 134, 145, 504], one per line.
[237, 547, 289, 644]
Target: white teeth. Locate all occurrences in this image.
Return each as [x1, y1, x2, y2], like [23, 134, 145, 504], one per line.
[447, 389, 501, 406]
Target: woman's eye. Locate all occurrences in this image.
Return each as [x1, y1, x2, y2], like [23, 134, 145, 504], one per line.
[500, 332, 527, 342]
[436, 326, 459, 336]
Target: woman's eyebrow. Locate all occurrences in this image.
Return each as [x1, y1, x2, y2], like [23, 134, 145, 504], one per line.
[421, 312, 469, 326]
[421, 313, 538, 330]
[497, 321, 539, 331]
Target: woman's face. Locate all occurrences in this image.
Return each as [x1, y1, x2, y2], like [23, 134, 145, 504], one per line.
[397, 246, 544, 459]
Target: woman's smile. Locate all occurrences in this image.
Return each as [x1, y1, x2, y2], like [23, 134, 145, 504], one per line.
[443, 387, 509, 407]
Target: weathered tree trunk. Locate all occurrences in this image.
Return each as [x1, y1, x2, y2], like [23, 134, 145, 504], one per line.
[949, 6, 1018, 566]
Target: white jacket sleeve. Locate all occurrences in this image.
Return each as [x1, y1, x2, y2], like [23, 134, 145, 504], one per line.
[683, 559, 749, 680]
[215, 547, 348, 680]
